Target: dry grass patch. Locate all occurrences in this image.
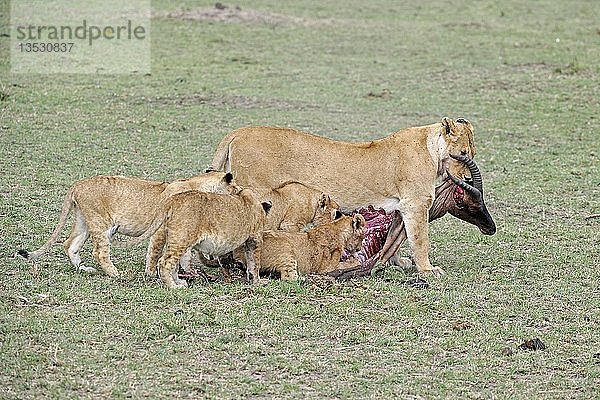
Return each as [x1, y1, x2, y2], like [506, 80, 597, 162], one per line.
[161, 3, 334, 27]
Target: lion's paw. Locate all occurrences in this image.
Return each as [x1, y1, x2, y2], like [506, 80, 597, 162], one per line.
[78, 265, 97, 274]
[171, 282, 188, 289]
[253, 277, 271, 286]
[173, 279, 189, 289]
[417, 266, 445, 276]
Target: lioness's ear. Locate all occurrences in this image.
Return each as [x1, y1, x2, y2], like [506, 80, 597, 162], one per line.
[224, 172, 234, 184]
[441, 117, 458, 137]
[333, 210, 343, 220]
[261, 201, 272, 215]
[352, 214, 365, 230]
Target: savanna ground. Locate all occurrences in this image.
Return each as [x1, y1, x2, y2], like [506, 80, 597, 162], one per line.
[1, 0, 599, 398]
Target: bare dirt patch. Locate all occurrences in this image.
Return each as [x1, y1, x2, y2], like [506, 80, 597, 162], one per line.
[144, 92, 317, 112]
[442, 22, 485, 29]
[508, 62, 552, 72]
[162, 3, 333, 27]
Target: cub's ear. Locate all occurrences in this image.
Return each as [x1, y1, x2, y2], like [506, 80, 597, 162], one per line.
[319, 193, 328, 208]
[352, 214, 366, 230]
[205, 166, 217, 173]
[261, 201, 272, 215]
[223, 172, 234, 184]
[441, 117, 458, 137]
[332, 210, 343, 220]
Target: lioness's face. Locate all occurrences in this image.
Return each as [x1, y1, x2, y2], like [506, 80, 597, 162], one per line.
[443, 117, 476, 180]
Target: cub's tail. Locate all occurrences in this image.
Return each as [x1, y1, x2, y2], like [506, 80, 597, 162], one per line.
[18, 189, 75, 261]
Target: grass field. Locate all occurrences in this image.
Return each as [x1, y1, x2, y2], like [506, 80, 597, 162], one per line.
[1, 0, 599, 398]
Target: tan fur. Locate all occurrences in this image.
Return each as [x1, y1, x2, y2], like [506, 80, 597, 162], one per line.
[259, 214, 366, 280]
[257, 181, 340, 232]
[197, 181, 340, 279]
[210, 118, 476, 275]
[19, 172, 234, 277]
[140, 188, 269, 288]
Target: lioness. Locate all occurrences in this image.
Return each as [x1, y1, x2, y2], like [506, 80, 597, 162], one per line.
[260, 214, 366, 280]
[18, 171, 235, 277]
[131, 187, 272, 288]
[210, 117, 476, 275]
[330, 157, 498, 280]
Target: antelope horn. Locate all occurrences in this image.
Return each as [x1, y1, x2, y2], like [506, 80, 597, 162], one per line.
[446, 170, 481, 198]
[449, 153, 483, 194]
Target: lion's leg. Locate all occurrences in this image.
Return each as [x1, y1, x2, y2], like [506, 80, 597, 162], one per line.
[158, 244, 189, 289]
[216, 256, 233, 283]
[244, 236, 265, 284]
[278, 260, 299, 281]
[178, 249, 193, 274]
[244, 239, 258, 283]
[145, 227, 166, 277]
[63, 210, 92, 272]
[89, 228, 119, 277]
[400, 203, 444, 276]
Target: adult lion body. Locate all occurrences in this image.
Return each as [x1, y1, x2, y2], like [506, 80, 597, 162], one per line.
[211, 118, 476, 275]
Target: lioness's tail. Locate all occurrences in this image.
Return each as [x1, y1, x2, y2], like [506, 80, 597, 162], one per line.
[208, 130, 237, 172]
[18, 189, 75, 261]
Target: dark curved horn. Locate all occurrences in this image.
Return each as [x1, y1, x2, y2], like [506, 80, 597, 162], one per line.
[450, 153, 483, 193]
[446, 170, 481, 198]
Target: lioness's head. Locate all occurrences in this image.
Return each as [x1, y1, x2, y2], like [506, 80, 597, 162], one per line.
[441, 117, 476, 180]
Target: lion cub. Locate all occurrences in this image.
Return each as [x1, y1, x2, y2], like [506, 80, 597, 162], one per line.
[259, 181, 340, 232]
[133, 187, 272, 288]
[197, 181, 340, 280]
[18, 171, 235, 277]
[259, 213, 366, 280]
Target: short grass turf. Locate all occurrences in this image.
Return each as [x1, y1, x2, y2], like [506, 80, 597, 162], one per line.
[1, 0, 599, 398]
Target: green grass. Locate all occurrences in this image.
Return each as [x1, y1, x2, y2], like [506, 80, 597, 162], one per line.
[1, 0, 599, 398]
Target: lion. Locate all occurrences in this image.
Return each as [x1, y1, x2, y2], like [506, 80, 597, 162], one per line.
[259, 213, 366, 280]
[259, 181, 340, 232]
[191, 180, 340, 280]
[18, 171, 235, 278]
[210, 117, 477, 275]
[329, 155, 497, 281]
[129, 187, 272, 288]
